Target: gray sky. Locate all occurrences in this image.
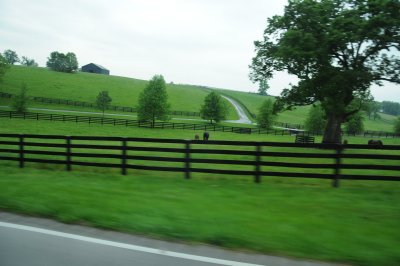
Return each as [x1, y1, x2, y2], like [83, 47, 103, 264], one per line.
[0, 0, 398, 102]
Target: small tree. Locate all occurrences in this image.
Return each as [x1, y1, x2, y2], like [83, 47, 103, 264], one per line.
[305, 105, 326, 133]
[394, 117, 400, 135]
[200, 92, 228, 124]
[13, 83, 29, 113]
[256, 99, 275, 129]
[345, 112, 364, 135]
[138, 75, 170, 125]
[21, 56, 38, 67]
[365, 101, 381, 120]
[3, 49, 19, 65]
[0, 54, 10, 83]
[96, 91, 112, 117]
[258, 80, 269, 96]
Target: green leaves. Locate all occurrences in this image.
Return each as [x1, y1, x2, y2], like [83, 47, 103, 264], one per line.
[137, 75, 170, 123]
[12, 83, 29, 113]
[200, 92, 228, 124]
[96, 91, 112, 116]
[46, 51, 78, 73]
[250, 0, 400, 142]
[256, 99, 276, 129]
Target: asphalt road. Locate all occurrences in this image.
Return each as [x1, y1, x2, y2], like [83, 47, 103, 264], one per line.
[0, 212, 342, 266]
[221, 96, 254, 124]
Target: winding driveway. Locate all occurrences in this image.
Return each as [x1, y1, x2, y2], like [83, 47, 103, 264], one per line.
[221, 95, 254, 124]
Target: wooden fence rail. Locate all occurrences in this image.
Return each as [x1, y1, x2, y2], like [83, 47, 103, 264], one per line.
[0, 92, 200, 117]
[0, 134, 399, 187]
[2, 110, 400, 138]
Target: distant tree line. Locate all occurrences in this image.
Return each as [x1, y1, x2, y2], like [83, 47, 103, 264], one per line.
[1, 49, 80, 73]
[381, 101, 400, 116]
[2, 49, 38, 67]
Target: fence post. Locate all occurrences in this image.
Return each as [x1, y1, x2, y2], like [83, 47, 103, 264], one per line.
[185, 140, 191, 179]
[19, 134, 24, 168]
[332, 146, 342, 188]
[66, 136, 71, 171]
[121, 138, 127, 175]
[254, 143, 261, 183]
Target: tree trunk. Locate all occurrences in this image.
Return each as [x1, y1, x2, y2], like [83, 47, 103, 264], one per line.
[322, 114, 343, 144]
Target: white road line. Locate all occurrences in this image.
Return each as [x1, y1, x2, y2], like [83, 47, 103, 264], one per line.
[0, 221, 266, 266]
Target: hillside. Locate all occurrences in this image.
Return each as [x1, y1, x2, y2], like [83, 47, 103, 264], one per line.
[214, 88, 398, 132]
[1, 66, 397, 131]
[0, 66, 211, 113]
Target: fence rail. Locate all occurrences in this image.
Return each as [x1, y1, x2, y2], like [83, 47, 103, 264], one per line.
[0, 92, 201, 117]
[0, 133, 399, 187]
[2, 110, 400, 138]
[0, 110, 289, 135]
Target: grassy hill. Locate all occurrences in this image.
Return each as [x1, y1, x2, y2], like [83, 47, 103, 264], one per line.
[1, 66, 238, 118]
[215, 88, 398, 132]
[1, 66, 398, 131]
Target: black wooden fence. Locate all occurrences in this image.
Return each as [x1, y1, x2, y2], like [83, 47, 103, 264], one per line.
[0, 133, 399, 187]
[2, 110, 400, 138]
[0, 92, 200, 117]
[0, 110, 287, 135]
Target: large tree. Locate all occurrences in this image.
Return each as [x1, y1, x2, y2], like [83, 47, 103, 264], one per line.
[200, 91, 228, 124]
[3, 49, 19, 65]
[137, 75, 170, 125]
[250, 0, 400, 143]
[46, 51, 78, 73]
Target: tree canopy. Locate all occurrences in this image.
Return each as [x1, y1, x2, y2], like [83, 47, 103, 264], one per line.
[46, 51, 78, 73]
[200, 92, 228, 124]
[305, 105, 327, 133]
[258, 80, 269, 95]
[21, 56, 38, 67]
[12, 83, 29, 113]
[137, 75, 170, 124]
[96, 91, 112, 116]
[3, 49, 19, 65]
[381, 101, 400, 116]
[256, 99, 276, 129]
[0, 54, 10, 83]
[250, 0, 400, 143]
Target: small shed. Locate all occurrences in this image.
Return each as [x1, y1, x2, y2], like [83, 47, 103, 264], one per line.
[81, 63, 110, 75]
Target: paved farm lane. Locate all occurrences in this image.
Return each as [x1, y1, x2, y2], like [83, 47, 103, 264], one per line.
[221, 96, 254, 124]
[0, 212, 342, 266]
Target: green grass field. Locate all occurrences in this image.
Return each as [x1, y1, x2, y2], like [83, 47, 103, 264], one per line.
[1, 66, 239, 119]
[0, 166, 399, 266]
[0, 118, 400, 265]
[214, 89, 398, 131]
[2, 66, 397, 131]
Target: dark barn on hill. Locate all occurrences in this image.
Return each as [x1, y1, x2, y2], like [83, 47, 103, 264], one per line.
[81, 63, 110, 75]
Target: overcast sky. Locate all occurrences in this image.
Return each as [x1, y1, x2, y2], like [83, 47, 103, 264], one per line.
[0, 0, 398, 102]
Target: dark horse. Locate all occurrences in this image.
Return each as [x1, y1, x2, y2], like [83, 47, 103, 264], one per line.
[368, 139, 383, 148]
[203, 132, 209, 141]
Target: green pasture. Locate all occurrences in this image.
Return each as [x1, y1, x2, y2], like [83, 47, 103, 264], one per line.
[2, 66, 398, 131]
[1, 66, 208, 113]
[214, 89, 398, 131]
[1, 118, 400, 265]
[0, 163, 399, 266]
[0, 67, 238, 120]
